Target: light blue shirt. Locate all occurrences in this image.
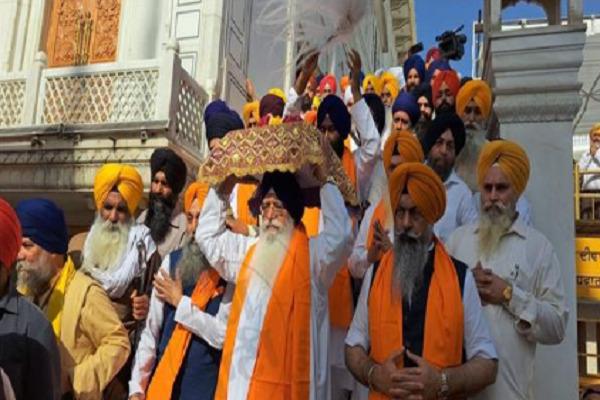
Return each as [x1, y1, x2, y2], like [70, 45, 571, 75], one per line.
[434, 171, 479, 243]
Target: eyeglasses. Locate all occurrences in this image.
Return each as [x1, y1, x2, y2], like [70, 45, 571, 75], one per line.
[260, 201, 285, 215]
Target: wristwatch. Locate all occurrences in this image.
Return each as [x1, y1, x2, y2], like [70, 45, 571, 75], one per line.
[503, 283, 513, 304]
[437, 371, 449, 400]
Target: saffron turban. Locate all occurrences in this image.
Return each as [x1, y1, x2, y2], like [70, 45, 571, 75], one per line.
[362, 74, 382, 96]
[590, 123, 600, 138]
[432, 70, 461, 106]
[151, 148, 187, 195]
[259, 93, 285, 119]
[426, 47, 442, 64]
[205, 110, 244, 142]
[0, 197, 21, 270]
[304, 110, 317, 125]
[16, 199, 68, 255]
[422, 113, 466, 156]
[340, 75, 350, 93]
[412, 82, 432, 106]
[392, 92, 420, 126]
[242, 101, 260, 126]
[250, 171, 304, 225]
[388, 163, 446, 225]
[380, 71, 400, 100]
[94, 163, 144, 215]
[425, 59, 451, 83]
[319, 74, 337, 95]
[364, 93, 386, 135]
[383, 130, 425, 173]
[456, 79, 493, 119]
[477, 140, 530, 196]
[268, 87, 287, 103]
[403, 54, 426, 82]
[317, 95, 351, 140]
[184, 182, 210, 213]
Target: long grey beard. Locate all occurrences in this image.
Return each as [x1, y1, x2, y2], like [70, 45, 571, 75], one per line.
[16, 252, 55, 299]
[477, 204, 515, 260]
[455, 128, 486, 192]
[82, 215, 131, 273]
[392, 231, 430, 302]
[177, 236, 210, 288]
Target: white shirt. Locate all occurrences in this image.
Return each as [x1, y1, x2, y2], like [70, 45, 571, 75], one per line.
[578, 151, 600, 191]
[435, 171, 478, 243]
[471, 192, 533, 226]
[82, 223, 156, 299]
[128, 253, 233, 397]
[446, 221, 568, 400]
[345, 251, 497, 368]
[195, 183, 353, 400]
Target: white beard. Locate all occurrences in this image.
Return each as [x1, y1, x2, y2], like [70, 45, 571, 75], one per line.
[82, 215, 131, 274]
[250, 217, 294, 287]
[16, 251, 55, 298]
[477, 204, 515, 260]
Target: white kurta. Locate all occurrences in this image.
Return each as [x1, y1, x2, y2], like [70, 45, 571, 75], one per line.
[434, 171, 478, 244]
[446, 221, 568, 400]
[195, 184, 353, 400]
[578, 151, 600, 191]
[82, 223, 156, 299]
[128, 253, 233, 397]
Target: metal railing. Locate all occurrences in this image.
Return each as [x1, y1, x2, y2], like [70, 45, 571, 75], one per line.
[574, 164, 600, 221]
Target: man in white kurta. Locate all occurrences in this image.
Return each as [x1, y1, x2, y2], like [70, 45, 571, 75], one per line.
[446, 139, 568, 400]
[196, 174, 353, 400]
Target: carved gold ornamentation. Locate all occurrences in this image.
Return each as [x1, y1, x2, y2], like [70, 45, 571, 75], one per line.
[89, 0, 121, 63]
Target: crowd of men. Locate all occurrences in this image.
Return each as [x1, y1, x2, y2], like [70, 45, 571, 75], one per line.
[0, 45, 568, 400]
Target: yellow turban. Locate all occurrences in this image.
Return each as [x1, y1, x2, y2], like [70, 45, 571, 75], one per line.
[94, 164, 143, 215]
[268, 87, 287, 103]
[312, 95, 321, 111]
[184, 182, 210, 213]
[477, 140, 530, 196]
[362, 74, 382, 96]
[590, 123, 600, 139]
[456, 79, 493, 119]
[242, 101, 259, 126]
[388, 163, 446, 225]
[382, 130, 424, 174]
[380, 71, 400, 100]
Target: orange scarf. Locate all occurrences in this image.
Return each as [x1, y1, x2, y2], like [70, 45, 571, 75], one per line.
[215, 226, 311, 399]
[146, 268, 223, 399]
[237, 182, 258, 226]
[368, 241, 463, 400]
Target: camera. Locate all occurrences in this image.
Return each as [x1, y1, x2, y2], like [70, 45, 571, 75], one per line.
[435, 25, 467, 61]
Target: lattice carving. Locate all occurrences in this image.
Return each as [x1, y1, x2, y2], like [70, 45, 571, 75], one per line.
[42, 69, 159, 124]
[175, 77, 206, 150]
[0, 80, 25, 127]
[90, 0, 121, 63]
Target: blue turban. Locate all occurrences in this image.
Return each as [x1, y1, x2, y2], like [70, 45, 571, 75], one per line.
[392, 92, 420, 126]
[403, 55, 426, 82]
[204, 100, 232, 126]
[317, 95, 351, 140]
[205, 110, 244, 142]
[425, 59, 451, 83]
[16, 199, 68, 255]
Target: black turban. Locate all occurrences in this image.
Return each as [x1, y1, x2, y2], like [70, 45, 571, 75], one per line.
[363, 93, 386, 135]
[422, 112, 466, 157]
[250, 171, 304, 225]
[205, 111, 244, 142]
[259, 94, 285, 119]
[317, 95, 351, 140]
[411, 82, 432, 107]
[150, 148, 187, 195]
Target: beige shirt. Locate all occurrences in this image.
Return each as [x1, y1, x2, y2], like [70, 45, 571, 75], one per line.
[446, 220, 568, 400]
[137, 210, 187, 258]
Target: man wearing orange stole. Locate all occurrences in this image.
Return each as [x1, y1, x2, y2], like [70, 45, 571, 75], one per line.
[195, 168, 353, 400]
[345, 163, 497, 400]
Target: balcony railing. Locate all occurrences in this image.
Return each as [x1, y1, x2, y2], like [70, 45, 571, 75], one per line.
[0, 42, 209, 159]
[575, 164, 600, 222]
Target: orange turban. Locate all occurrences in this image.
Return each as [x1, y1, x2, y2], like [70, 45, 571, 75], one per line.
[94, 164, 144, 215]
[304, 110, 317, 125]
[339, 75, 350, 93]
[388, 163, 446, 225]
[184, 182, 210, 213]
[362, 74, 382, 96]
[380, 71, 400, 100]
[242, 101, 259, 126]
[382, 130, 424, 174]
[432, 70, 460, 106]
[456, 79, 492, 118]
[477, 140, 530, 196]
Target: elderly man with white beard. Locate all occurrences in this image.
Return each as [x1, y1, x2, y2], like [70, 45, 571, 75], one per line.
[345, 162, 497, 400]
[196, 167, 353, 400]
[446, 140, 568, 400]
[129, 182, 230, 400]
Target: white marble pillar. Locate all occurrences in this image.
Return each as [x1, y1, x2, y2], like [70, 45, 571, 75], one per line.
[118, 0, 163, 61]
[489, 24, 586, 400]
